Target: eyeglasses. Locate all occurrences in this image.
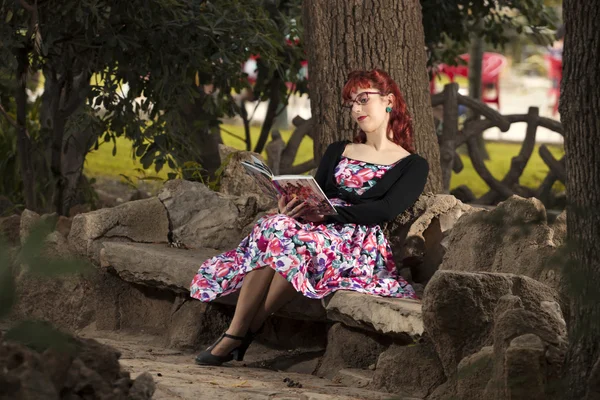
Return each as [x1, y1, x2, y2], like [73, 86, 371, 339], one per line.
[342, 91, 383, 108]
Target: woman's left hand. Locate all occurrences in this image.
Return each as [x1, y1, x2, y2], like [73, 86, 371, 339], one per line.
[278, 195, 306, 219]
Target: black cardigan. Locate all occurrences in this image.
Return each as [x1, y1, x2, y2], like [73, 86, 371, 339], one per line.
[314, 140, 429, 226]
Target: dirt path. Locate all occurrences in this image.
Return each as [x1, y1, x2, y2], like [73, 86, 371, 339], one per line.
[82, 330, 415, 400]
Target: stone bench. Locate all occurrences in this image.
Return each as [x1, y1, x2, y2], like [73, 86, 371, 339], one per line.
[99, 242, 423, 338]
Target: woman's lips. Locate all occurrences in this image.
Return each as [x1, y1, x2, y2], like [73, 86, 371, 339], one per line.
[357, 116, 367, 122]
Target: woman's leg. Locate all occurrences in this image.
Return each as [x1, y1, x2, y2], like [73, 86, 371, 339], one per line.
[249, 272, 298, 333]
[209, 266, 275, 356]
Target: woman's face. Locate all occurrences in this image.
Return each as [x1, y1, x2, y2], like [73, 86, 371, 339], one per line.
[344, 87, 393, 134]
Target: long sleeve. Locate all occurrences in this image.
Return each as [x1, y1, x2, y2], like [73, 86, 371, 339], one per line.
[314, 141, 346, 191]
[326, 156, 429, 225]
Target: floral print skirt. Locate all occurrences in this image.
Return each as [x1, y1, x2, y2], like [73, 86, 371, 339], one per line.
[190, 201, 417, 302]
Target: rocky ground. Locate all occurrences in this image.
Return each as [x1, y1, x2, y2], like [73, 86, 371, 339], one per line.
[80, 328, 413, 400]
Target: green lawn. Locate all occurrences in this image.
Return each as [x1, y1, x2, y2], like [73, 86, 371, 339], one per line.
[84, 124, 564, 197]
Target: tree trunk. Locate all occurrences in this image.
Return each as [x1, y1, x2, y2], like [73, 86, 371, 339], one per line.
[41, 68, 91, 215]
[15, 49, 37, 211]
[303, 0, 442, 193]
[176, 90, 222, 181]
[560, 1, 600, 399]
[253, 75, 282, 154]
[467, 28, 490, 160]
[61, 123, 98, 214]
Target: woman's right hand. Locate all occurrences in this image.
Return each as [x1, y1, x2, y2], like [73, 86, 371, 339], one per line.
[278, 194, 306, 219]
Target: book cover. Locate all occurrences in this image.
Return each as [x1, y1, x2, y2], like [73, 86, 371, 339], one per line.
[240, 155, 337, 215]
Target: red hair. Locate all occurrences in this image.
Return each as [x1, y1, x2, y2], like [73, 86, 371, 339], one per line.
[341, 69, 415, 153]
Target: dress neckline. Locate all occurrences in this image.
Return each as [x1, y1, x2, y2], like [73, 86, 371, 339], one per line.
[341, 155, 408, 167]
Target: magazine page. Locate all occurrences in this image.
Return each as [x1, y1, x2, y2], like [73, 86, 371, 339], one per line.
[240, 161, 279, 199]
[249, 155, 273, 177]
[240, 156, 273, 179]
[272, 176, 337, 215]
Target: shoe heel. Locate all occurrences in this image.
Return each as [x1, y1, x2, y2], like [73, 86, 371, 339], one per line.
[194, 332, 247, 366]
[232, 343, 249, 361]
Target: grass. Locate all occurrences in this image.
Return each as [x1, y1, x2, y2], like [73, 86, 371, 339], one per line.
[451, 143, 564, 196]
[83, 124, 564, 197]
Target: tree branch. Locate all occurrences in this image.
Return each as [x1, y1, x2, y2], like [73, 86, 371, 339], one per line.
[18, 0, 35, 12]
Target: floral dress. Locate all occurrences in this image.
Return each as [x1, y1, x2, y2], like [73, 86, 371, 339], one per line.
[190, 156, 417, 302]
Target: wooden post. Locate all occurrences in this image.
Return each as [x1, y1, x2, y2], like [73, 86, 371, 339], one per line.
[440, 83, 459, 193]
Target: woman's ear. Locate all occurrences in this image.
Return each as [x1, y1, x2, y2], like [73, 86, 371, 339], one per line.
[387, 93, 395, 106]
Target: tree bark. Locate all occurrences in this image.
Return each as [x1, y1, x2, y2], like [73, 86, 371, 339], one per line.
[560, 1, 600, 399]
[41, 68, 91, 215]
[176, 89, 222, 181]
[253, 75, 282, 154]
[467, 28, 490, 160]
[303, 0, 442, 193]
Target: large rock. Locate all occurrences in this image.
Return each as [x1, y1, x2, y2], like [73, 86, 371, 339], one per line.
[322, 291, 423, 338]
[315, 323, 389, 379]
[371, 338, 446, 398]
[100, 242, 221, 292]
[92, 270, 179, 337]
[19, 209, 41, 245]
[12, 218, 96, 333]
[166, 299, 231, 349]
[43, 231, 72, 260]
[483, 296, 567, 400]
[99, 242, 326, 321]
[455, 346, 494, 400]
[422, 270, 560, 377]
[0, 214, 21, 246]
[14, 278, 96, 333]
[218, 145, 276, 211]
[68, 198, 169, 263]
[157, 179, 258, 250]
[440, 196, 565, 293]
[399, 194, 475, 283]
[0, 331, 155, 400]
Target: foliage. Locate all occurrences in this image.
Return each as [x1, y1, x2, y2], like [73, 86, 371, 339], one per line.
[222, 0, 307, 154]
[0, 75, 49, 210]
[0, 0, 286, 212]
[421, 0, 559, 66]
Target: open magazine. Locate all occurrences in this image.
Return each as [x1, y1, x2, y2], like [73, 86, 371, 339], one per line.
[241, 155, 337, 216]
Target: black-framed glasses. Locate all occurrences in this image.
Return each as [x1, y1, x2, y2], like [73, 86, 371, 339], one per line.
[342, 91, 383, 108]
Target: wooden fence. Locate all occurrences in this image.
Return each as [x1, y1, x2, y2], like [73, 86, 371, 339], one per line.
[267, 83, 565, 210]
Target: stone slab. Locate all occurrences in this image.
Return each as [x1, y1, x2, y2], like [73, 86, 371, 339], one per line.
[322, 291, 423, 338]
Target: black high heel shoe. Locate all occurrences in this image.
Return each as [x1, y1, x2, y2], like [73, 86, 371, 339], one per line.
[195, 332, 247, 366]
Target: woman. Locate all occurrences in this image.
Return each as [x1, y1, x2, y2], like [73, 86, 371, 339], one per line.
[191, 69, 429, 366]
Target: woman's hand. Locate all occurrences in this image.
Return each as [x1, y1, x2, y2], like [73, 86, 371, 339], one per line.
[278, 194, 306, 219]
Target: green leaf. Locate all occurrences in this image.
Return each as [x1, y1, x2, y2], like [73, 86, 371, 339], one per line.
[135, 143, 147, 157]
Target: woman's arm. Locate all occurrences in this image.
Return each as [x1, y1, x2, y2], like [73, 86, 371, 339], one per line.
[325, 156, 429, 225]
[314, 141, 346, 190]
